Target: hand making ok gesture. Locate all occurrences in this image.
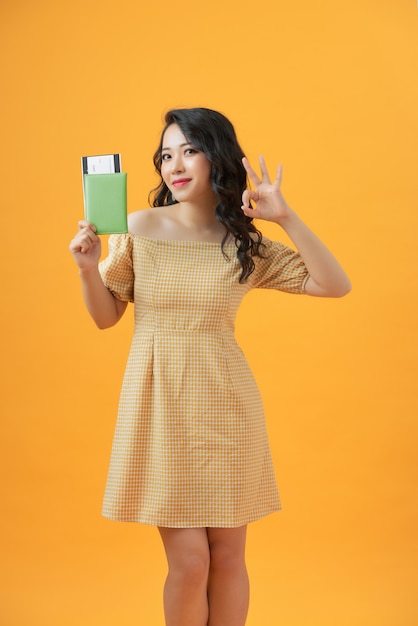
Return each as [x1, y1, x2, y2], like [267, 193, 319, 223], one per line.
[241, 156, 292, 224]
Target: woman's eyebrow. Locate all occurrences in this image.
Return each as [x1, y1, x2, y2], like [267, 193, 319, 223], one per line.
[161, 142, 192, 151]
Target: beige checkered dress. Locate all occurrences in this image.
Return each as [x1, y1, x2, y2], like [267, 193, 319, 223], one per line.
[99, 234, 309, 527]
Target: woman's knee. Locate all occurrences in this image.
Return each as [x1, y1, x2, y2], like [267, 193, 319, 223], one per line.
[207, 527, 247, 574]
[209, 544, 244, 574]
[172, 552, 210, 586]
[159, 528, 210, 586]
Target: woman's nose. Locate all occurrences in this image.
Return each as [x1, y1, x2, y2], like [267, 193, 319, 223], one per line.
[171, 153, 185, 173]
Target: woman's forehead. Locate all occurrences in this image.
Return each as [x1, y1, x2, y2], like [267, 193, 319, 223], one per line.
[162, 124, 189, 150]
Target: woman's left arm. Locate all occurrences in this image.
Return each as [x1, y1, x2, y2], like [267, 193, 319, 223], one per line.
[242, 156, 352, 298]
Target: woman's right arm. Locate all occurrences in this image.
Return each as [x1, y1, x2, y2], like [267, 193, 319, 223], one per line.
[69, 221, 128, 329]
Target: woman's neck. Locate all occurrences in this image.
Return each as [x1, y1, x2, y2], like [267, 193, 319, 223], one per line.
[158, 201, 226, 242]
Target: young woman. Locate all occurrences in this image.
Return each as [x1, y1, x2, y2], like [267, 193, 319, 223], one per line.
[70, 107, 351, 626]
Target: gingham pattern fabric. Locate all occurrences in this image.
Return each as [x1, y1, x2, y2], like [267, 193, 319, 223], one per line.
[99, 234, 309, 527]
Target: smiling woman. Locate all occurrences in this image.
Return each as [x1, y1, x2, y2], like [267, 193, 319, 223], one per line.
[160, 125, 215, 207]
[150, 108, 266, 281]
[69, 107, 350, 626]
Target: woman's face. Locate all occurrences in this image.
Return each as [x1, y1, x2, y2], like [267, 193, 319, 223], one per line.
[160, 124, 215, 205]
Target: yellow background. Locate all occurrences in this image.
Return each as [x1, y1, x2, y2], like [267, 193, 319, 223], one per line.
[1, 0, 417, 624]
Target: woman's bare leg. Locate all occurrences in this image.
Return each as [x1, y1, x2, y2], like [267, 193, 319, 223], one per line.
[158, 527, 210, 626]
[206, 526, 249, 626]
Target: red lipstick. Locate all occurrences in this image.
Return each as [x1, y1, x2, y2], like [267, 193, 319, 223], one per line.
[172, 178, 192, 187]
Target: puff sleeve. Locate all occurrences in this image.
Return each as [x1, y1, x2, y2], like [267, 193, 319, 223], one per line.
[99, 234, 134, 302]
[249, 239, 309, 294]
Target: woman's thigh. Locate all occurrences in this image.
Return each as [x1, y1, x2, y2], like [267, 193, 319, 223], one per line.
[158, 527, 211, 575]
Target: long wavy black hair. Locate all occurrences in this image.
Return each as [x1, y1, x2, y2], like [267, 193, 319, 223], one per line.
[149, 107, 264, 282]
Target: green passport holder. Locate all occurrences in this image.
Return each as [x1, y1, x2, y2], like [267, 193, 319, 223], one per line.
[83, 172, 128, 234]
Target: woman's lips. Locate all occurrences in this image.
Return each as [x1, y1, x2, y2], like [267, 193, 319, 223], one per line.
[172, 178, 192, 187]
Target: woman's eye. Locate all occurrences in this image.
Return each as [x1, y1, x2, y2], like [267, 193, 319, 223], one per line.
[161, 148, 197, 162]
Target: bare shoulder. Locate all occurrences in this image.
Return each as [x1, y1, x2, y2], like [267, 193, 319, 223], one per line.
[128, 207, 172, 237]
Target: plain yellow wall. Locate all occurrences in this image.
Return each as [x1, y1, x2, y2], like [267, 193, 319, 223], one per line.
[1, 1, 417, 624]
